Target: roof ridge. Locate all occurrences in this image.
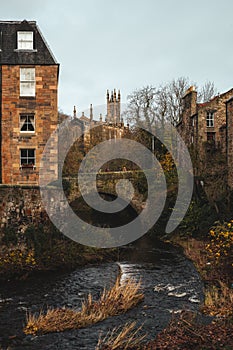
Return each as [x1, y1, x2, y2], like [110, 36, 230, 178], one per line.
[0, 20, 36, 24]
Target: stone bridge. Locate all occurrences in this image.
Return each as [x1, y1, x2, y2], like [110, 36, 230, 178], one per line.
[63, 170, 148, 214]
[0, 170, 154, 231]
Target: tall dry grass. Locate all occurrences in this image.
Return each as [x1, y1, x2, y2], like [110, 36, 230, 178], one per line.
[24, 277, 144, 335]
[96, 321, 146, 350]
[202, 280, 233, 316]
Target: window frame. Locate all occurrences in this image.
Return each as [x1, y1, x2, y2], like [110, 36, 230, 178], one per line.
[207, 132, 215, 142]
[20, 148, 36, 168]
[19, 114, 35, 133]
[206, 111, 214, 128]
[20, 67, 36, 97]
[17, 31, 34, 50]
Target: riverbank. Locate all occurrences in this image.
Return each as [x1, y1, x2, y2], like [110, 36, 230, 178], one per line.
[98, 230, 233, 350]
[0, 223, 119, 281]
[140, 226, 233, 349]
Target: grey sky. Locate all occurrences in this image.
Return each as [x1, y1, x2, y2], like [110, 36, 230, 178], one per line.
[1, 0, 233, 116]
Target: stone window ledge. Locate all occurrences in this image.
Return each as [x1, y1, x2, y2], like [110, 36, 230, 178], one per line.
[14, 49, 37, 53]
[20, 165, 36, 171]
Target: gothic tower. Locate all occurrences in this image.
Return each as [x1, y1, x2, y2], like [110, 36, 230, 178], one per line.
[106, 89, 121, 124]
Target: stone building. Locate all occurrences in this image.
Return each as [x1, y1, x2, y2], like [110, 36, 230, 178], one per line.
[0, 20, 59, 185]
[177, 86, 233, 196]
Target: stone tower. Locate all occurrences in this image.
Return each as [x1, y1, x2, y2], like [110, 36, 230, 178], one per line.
[106, 89, 121, 124]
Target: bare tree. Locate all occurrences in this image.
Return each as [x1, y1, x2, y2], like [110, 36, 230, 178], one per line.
[154, 84, 168, 129]
[165, 77, 190, 125]
[124, 85, 157, 132]
[197, 81, 217, 103]
[125, 78, 217, 129]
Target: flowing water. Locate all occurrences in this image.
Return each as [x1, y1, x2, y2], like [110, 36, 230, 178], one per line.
[0, 238, 205, 350]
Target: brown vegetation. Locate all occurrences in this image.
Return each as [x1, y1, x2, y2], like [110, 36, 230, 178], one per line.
[96, 322, 146, 350]
[24, 277, 144, 335]
[180, 237, 233, 317]
[97, 312, 233, 350]
[144, 312, 233, 350]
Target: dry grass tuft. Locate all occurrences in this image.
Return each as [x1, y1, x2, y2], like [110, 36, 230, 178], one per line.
[96, 321, 146, 350]
[24, 277, 144, 335]
[202, 280, 233, 316]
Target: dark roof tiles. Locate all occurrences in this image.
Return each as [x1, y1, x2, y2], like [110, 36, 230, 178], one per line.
[0, 20, 58, 65]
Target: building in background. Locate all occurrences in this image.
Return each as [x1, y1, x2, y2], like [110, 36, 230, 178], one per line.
[74, 89, 129, 153]
[0, 20, 59, 184]
[177, 86, 233, 198]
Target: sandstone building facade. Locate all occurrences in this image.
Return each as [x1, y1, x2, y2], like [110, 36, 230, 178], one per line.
[177, 86, 233, 197]
[0, 20, 59, 185]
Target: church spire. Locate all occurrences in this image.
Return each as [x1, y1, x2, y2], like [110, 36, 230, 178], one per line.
[118, 90, 121, 101]
[73, 105, 77, 118]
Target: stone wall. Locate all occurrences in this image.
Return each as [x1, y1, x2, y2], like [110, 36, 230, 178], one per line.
[227, 97, 233, 188]
[0, 185, 44, 233]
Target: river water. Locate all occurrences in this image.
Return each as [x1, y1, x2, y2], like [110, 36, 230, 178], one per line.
[0, 238, 205, 350]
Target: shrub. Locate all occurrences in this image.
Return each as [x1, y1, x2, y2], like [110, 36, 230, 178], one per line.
[205, 220, 233, 271]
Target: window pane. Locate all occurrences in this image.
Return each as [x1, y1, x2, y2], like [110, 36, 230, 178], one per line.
[28, 123, 34, 131]
[20, 68, 35, 82]
[20, 82, 35, 97]
[28, 149, 35, 158]
[21, 149, 27, 157]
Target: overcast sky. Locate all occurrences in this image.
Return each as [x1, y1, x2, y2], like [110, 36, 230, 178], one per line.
[1, 0, 233, 116]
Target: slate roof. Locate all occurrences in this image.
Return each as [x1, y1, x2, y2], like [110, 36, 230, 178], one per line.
[0, 20, 58, 65]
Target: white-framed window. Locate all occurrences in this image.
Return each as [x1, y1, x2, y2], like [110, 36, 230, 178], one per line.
[17, 31, 33, 50]
[20, 68, 35, 97]
[20, 149, 36, 166]
[20, 114, 35, 133]
[206, 111, 214, 127]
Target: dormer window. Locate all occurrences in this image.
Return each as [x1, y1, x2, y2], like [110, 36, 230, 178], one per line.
[17, 31, 33, 50]
[206, 111, 214, 127]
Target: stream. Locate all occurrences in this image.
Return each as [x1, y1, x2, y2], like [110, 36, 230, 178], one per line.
[0, 238, 206, 350]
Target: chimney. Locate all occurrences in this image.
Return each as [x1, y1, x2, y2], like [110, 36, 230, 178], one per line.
[183, 86, 197, 116]
[90, 104, 93, 121]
